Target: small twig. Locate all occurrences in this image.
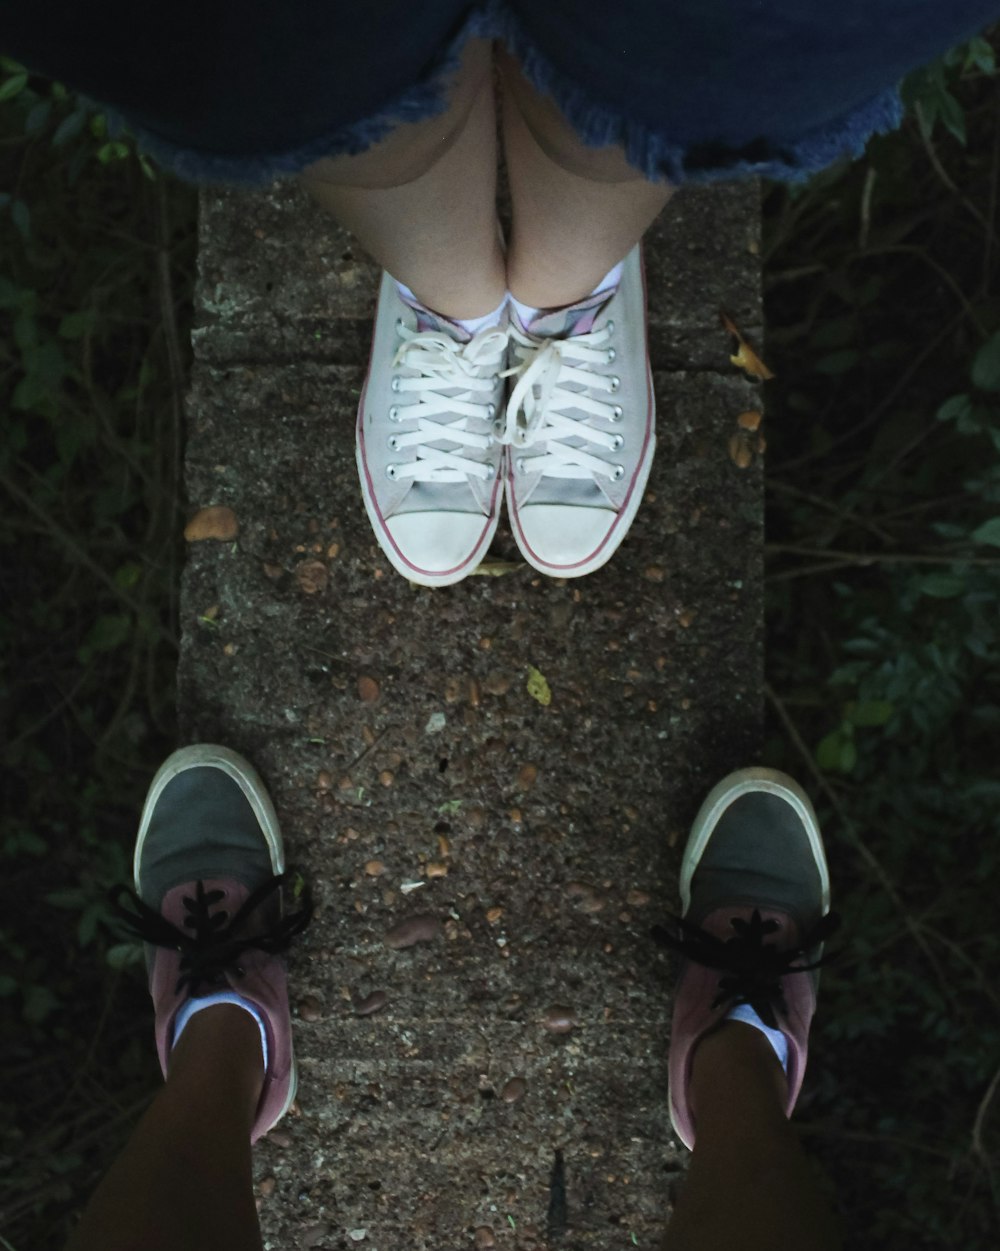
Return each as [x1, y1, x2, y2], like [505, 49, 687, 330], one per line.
[764, 682, 955, 1002]
[981, 86, 1000, 293]
[858, 164, 877, 251]
[0, 470, 177, 648]
[916, 101, 1000, 252]
[765, 559, 861, 584]
[766, 479, 897, 545]
[766, 542, 1000, 568]
[154, 178, 188, 647]
[972, 1062, 1000, 1165]
[772, 312, 963, 475]
[795, 1121, 954, 1161]
[865, 243, 989, 337]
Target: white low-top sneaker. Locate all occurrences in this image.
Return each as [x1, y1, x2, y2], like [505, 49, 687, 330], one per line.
[502, 246, 655, 577]
[356, 272, 508, 586]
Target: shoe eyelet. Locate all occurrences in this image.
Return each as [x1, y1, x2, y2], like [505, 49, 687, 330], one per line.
[485, 463, 496, 479]
[606, 347, 617, 364]
[395, 317, 404, 330]
[389, 405, 400, 422]
[386, 465, 398, 480]
[391, 376, 401, 393]
[611, 404, 624, 422]
[607, 319, 615, 335]
[487, 402, 496, 418]
[611, 434, 624, 451]
[517, 458, 527, 474]
[609, 375, 621, 394]
[612, 464, 625, 481]
[387, 435, 399, 451]
[493, 418, 505, 437]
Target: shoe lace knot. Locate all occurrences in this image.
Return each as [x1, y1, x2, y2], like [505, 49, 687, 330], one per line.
[501, 323, 624, 479]
[109, 874, 312, 997]
[653, 907, 841, 1028]
[388, 323, 508, 483]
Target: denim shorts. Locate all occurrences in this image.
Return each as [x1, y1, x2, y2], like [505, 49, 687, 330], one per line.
[2, 1, 998, 186]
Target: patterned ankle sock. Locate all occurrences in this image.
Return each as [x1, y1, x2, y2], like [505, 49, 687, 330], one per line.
[394, 281, 507, 337]
[509, 258, 625, 329]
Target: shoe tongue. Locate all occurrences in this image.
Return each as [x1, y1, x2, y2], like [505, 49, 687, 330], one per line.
[397, 290, 471, 342]
[516, 286, 616, 339]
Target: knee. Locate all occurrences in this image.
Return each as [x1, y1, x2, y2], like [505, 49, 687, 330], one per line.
[300, 112, 465, 191]
[301, 37, 494, 191]
[498, 47, 645, 185]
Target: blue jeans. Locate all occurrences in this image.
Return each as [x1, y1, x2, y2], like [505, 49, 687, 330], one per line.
[1, 1, 998, 185]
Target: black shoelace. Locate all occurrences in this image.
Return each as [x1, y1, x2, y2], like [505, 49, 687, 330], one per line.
[109, 873, 313, 997]
[652, 907, 841, 1029]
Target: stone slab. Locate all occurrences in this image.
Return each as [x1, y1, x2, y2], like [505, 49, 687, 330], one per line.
[180, 178, 764, 1251]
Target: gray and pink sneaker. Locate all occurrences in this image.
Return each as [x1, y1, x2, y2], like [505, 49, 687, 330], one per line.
[659, 768, 839, 1150]
[110, 745, 312, 1143]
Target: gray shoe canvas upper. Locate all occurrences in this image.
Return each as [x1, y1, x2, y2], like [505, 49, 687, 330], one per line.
[687, 793, 827, 939]
[133, 745, 284, 908]
[136, 768, 277, 909]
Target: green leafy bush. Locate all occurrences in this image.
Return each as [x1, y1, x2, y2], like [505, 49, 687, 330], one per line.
[765, 29, 1000, 1249]
[0, 57, 193, 1247]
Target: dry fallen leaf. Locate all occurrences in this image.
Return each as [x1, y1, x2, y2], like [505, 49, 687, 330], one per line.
[184, 505, 238, 542]
[728, 431, 754, 469]
[469, 559, 523, 578]
[720, 314, 775, 381]
[737, 409, 763, 431]
[357, 676, 380, 702]
[295, 560, 328, 594]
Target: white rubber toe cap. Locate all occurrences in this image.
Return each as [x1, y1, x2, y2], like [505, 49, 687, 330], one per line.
[385, 512, 491, 584]
[514, 504, 618, 576]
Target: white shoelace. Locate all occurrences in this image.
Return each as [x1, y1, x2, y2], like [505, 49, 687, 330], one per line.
[387, 323, 507, 484]
[502, 322, 625, 480]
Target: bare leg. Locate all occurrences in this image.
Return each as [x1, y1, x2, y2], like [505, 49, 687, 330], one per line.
[497, 48, 675, 309]
[300, 37, 505, 320]
[663, 1023, 841, 1251]
[67, 1005, 265, 1251]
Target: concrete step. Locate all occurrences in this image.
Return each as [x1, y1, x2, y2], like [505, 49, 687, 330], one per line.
[181, 176, 763, 1250]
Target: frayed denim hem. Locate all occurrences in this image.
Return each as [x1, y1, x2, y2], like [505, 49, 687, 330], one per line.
[483, 1, 905, 187]
[111, 0, 905, 189]
[103, 8, 496, 187]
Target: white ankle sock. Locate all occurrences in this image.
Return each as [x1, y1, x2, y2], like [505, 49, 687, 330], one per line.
[394, 281, 507, 336]
[725, 1002, 790, 1072]
[172, 990, 269, 1070]
[509, 258, 625, 328]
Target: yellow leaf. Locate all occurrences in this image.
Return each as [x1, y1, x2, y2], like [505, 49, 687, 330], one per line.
[720, 313, 775, 381]
[469, 559, 523, 577]
[526, 666, 552, 706]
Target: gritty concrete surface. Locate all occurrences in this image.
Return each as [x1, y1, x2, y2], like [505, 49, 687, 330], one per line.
[180, 179, 764, 1250]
